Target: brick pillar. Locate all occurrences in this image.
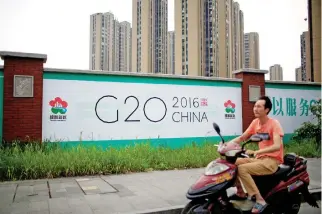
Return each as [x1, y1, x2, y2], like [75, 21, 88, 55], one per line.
[233, 69, 268, 132]
[0, 51, 47, 142]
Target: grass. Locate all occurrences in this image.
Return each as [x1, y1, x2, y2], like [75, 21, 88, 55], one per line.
[0, 139, 320, 181]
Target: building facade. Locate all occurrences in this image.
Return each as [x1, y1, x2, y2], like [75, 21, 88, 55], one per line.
[89, 13, 132, 72]
[167, 31, 175, 74]
[232, 2, 244, 71]
[269, 64, 283, 81]
[300, 31, 311, 81]
[244, 32, 260, 69]
[307, 0, 321, 82]
[119, 21, 132, 72]
[239, 10, 245, 70]
[89, 12, 115, 71]
[174, 0, 244, 77]
[295, 67, 302, 82]
[131, 0, 168, 73]
[113, 19, 120, 71]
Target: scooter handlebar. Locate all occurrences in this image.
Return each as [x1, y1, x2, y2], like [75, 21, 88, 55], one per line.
[240, 153, 249, 158]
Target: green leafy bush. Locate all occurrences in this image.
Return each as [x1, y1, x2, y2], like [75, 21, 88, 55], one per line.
[292, 99, 321, 148]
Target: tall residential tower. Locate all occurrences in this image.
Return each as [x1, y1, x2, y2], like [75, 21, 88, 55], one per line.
[132, 0, 168, 73]
[307, 0, 321, 82]
[174, 0, 244, 77]
[90, 12, 115, 71]
[119, 21, 132, 72]
[269, 64, 283, 81]
[244, 32, 260, 69]
[300, 31, 311, 81]
[89, 12, 132, 72]
[168, 31, 175, 74]
[295, 67, 302, 82]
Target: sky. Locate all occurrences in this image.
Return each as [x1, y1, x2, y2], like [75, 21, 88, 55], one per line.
[0, 0, 309, 81]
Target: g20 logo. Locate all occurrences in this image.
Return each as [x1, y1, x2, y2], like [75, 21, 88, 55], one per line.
[95, 95, 167, 123]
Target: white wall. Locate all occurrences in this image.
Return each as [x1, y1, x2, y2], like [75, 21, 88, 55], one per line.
[266, 86, 321, 134]
[42, 79, 243, 141]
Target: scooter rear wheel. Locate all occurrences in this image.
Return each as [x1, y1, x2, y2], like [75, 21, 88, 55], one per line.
[284, 196, 301, 214]
[273, 193, 301, 214]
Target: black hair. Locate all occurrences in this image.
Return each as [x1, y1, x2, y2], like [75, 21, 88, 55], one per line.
[258, 95, 272, 115]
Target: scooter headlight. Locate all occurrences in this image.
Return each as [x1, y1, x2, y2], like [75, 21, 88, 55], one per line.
[205, 162, 229, 176]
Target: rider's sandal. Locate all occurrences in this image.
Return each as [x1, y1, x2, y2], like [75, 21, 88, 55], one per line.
[251, 202, 268, 213]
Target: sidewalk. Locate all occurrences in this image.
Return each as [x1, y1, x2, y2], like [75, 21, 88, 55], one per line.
[0, 158, 320, 214]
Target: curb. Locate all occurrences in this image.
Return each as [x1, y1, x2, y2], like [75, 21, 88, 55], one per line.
[135, 190, 321, 214]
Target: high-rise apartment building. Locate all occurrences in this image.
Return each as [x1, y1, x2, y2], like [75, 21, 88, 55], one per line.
[174, 0, 203, 76]
[174, 0, 244, 77]
[295, 67, 302, 82]
[113, 20, 120, 71]
[269, 64, 283, 81]
[168, 31, 175, 74]
[300, 31, 311, 81]
[232, 2, 244, 71]
[307, 0, 321, 82]
[89, 12, 132, 72]
[239, 11, 245, 70]
[244, 32, 260, 69]
[132, 0, 168, 73]
[119, 21, 132, 72]
[90, 12, 115, 71]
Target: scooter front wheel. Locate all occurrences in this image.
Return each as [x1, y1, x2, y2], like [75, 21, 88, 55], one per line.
[181, 199, 209, 214]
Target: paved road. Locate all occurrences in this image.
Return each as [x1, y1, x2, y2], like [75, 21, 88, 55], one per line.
[0, 158, 320, 214]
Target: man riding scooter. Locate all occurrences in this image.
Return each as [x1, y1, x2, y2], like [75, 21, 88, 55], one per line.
[227, 96, 284, 213]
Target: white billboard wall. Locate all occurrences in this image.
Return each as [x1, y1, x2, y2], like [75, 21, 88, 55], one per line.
[42, 73, 321, 147]
[42, 77, 243, 147]
[266, 85, 321, 135]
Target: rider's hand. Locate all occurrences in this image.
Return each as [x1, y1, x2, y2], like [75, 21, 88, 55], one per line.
[246, 150, 256, 156]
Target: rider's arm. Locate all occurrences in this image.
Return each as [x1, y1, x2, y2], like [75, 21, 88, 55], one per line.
[256, 120, 284, 155]
[230, 119, 257, 144]
[230, 133, 249, 144]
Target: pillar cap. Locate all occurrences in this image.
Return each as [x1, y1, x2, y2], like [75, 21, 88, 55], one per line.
[233, 68, 268, 75]
[0, 51, 47, 63]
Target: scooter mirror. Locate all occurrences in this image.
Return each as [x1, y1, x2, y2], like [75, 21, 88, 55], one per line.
[212, 123, 221, 135]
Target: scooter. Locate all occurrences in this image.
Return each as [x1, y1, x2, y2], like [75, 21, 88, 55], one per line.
[182, 122, 319, 214]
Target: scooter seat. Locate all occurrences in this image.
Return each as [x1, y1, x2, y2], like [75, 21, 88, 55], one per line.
[273, 164, 291, 177]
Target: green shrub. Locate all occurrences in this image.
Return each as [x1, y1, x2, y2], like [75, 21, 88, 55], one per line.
[0, 139, 320, 181]
[245, 138, 320, 158]
[292, 99, 321, 148]
[0, 142, 219, 181]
